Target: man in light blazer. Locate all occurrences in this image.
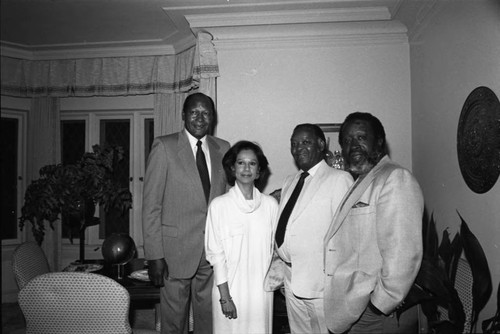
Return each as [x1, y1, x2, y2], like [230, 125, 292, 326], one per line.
[324, 112, 424, 333]
[272, 123, 353, 333]
[142, 93, 230, 334]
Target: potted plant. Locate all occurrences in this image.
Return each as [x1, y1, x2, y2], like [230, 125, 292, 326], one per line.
[398, 212, 492, 334]
[19, 144, 133, 263]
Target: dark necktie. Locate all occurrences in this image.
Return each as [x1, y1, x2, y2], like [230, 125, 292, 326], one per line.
[196, 140, 210, 203]
[275, 171, 309, 247]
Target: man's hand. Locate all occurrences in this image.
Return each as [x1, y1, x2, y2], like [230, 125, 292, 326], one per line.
[148, 259, 168, 287]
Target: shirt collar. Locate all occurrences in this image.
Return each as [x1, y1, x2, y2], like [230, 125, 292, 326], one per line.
[185, 129, 207, 148]
[300, 160, 323, 178]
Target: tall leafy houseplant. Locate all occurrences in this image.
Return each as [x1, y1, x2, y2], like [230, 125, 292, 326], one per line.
[19, 145, 132, 263]
[398, 212, 492, 334]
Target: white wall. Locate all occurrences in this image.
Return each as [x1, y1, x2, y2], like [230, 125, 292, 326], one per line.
[213, 25, 412, 193]
[411, 0, 500, 329]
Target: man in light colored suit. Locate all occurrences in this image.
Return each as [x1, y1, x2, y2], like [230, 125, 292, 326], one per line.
[274, 123, 353, 333]
[142, 93, 230, 334]
[324, 112, 424, 333]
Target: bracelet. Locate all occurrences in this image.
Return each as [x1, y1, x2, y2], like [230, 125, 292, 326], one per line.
[219, 297, 232, 304]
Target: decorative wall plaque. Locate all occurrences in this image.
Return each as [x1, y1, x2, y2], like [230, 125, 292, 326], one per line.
[457, 86, 500, 194]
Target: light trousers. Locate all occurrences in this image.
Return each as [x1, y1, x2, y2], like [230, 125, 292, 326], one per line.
[283, 265, 328, 334]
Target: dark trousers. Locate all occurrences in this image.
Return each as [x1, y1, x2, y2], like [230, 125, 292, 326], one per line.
[160, 257, 213, 334]
[341, 304, 419, 334]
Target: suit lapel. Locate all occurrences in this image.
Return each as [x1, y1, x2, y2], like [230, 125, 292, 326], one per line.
[289, 162, 328, 223]
[324, 158, 389, 241]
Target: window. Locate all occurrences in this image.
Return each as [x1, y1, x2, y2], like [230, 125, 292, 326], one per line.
[1, 109, 27, 245]
[60, 109, 154, 246]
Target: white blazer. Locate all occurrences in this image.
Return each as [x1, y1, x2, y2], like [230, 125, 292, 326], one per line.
[278, 160, 353, 298]
[324, 156, 424, 333]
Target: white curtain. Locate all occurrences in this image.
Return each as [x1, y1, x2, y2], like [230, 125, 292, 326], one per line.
[154, 93, 186, 136]
[154, 32, 220, 137]
[28, 97, 62, 270]
[1, 52, 198, 97]
[193, 31, 219, 99]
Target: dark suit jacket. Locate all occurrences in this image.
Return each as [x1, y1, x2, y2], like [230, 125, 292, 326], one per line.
[142, 130, 230, 278]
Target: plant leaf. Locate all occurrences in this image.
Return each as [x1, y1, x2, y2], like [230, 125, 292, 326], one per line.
[448, 232, 463, 285]
[423, 213, 440, 265]
[458, 210, 493, 333]
[439, 228, 453, 275]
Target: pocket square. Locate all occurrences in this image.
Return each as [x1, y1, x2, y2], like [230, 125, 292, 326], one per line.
[352, 201, 369, 208]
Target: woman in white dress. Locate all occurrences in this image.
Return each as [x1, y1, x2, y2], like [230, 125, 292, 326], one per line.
[205, 141, 278, 334]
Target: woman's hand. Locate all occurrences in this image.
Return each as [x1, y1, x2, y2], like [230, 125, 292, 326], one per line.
[217, 282, 237, 319]
[220, 297, 237, 320]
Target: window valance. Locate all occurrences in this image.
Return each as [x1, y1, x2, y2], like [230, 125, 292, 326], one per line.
[1, 36, 219, 97]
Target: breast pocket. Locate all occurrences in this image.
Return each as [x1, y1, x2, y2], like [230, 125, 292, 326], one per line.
[345, 206, 376, 249]
[221, 223, 245, 240]
[222, 224, 245, 269]
[348, 204, 374, 216]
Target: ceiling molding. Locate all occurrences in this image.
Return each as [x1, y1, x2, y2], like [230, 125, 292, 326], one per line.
[407, 0, 443, 43]
[185, 6, 391, 28]
[195, 21, 407, 50]
[390, 0, 443, 44]
[0, 42, 178, 61]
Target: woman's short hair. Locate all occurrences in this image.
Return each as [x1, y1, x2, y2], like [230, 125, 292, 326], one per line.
[222, 140, 270, 189]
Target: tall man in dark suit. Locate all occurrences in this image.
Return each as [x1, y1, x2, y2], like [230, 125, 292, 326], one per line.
[142, 93, 230, 334]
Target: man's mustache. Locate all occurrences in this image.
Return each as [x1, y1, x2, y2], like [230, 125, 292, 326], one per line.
[346, 149, 380, 165]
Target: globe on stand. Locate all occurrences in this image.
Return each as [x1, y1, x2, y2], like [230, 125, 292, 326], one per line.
[102, 233, 136, 279]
